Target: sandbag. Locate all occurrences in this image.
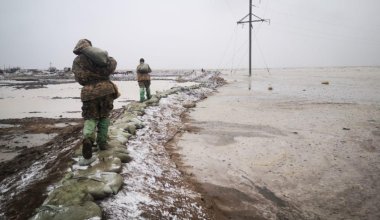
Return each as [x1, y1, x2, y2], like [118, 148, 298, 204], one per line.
[30, 201, 102, 220]
[82, 47, 109, 67]
[84, 172, 123, 198]
[62, 172, 123, 200]
[43, 184, 93, 207]
[76, 157, 123, 175]
[98, 149, 132, 163]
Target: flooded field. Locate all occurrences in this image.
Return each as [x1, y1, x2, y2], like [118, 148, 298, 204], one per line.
[0, 70, 222, 220]
[1, 67, 379, 219]
[0, 77, 197, 164]
[0, 80, 196, 119]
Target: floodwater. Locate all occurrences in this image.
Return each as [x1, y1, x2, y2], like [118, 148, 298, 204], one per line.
[0, 80, 196, 119]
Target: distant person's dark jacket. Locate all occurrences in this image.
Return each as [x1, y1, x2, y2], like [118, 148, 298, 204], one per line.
[136, 63, 152, 81]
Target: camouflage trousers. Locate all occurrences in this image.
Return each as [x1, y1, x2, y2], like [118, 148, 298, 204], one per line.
[81, 94, 114, 148]
[83, 118, 110, 147]
[82, 117, 110, 159]
[81, 94, 114, 120]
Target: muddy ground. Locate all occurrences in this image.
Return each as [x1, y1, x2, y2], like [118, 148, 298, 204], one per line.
[1, 102, 271, 220]
[2, 67, 378, 220]
[172, 67, 380, 220]
[0, 117, 83, 219]
[0, 71, 221, 220]
[0, 109, 124, 220]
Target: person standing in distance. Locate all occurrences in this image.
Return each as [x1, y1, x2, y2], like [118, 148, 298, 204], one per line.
[72, 39, 119, 166]
[136, 58, 152, 102]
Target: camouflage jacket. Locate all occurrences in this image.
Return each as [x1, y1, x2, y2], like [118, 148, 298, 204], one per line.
[136, 63, 151, 81]
[72, 39, 118, 101]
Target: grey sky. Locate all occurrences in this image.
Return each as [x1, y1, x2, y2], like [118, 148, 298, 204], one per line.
[0, 0, 379, 70]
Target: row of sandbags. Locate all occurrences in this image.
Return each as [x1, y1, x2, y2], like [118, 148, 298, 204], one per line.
[31, 85, 201, 220]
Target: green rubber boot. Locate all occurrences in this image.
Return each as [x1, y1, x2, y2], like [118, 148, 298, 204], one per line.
[83, 119, 97, 143]
[82, 138, 93, 159]
[139, 87, 145, 102]
[82, 119, 97, 159]
[97, 118, 110, 150]
[146, 87, 152, 100]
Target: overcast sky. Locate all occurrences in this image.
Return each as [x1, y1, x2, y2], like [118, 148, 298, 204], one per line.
[0, 0, 380, 70]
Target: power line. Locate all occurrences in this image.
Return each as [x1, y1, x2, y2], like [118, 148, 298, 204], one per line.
[252, 29, 270, 73]
[218, 26, 237, 69]
[223, 0, 236, 19]
[230, 25, 239, 73]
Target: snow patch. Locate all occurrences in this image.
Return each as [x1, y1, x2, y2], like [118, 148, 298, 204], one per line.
[100, 74, 219, 219]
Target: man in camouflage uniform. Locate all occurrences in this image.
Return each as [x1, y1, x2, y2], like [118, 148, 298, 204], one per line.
[72, 39, 119, 165]
[136, 58, 152, 102]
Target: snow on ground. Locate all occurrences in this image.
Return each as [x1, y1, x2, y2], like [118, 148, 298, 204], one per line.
[0, 138, 79, 194]
[101, 72, 222, 219]
[0, 127, 82, 219]
[0, 70, 223, 219]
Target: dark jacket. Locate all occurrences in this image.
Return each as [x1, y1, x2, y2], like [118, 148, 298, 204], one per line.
[136, 63, 151, 81]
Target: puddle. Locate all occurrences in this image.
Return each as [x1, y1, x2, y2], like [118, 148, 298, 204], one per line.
[0, 133, 58, 162]
[50, 122, 79, 128]
[0, 124, 19, 129]
[0, 151, 19, 162]
[0, 133, 58, 149]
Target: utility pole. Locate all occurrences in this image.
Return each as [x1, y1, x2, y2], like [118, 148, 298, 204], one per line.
[237, 0, 269, 77]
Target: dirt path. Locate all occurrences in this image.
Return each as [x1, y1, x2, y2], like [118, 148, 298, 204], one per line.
[173, 68, 380, 219]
